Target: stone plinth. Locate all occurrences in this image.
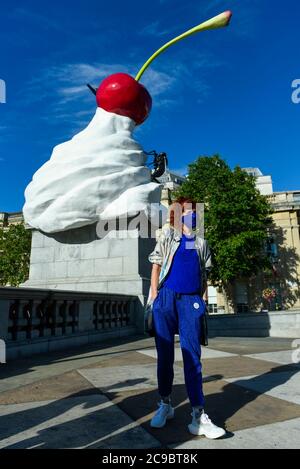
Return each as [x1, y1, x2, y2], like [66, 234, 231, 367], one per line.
[21, 219, 157, 331]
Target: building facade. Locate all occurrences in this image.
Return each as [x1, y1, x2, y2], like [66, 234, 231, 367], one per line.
[162, 168, 300, 313]
[208, 173, 300, 313]
[0, 212, 24, 229]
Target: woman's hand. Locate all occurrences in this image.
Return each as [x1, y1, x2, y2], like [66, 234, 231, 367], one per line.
[150, 264, 161, 303]
[150, 288, 158, 302]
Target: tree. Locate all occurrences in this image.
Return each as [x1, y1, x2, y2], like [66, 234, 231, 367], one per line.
[0, 223, 32, 287]
[175, 155, 273, 310]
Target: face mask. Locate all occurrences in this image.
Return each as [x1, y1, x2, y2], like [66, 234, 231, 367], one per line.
[182, 211, 197, 230]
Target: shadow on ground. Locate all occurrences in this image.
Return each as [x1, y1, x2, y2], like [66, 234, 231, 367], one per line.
[0, 363, 299, 449]
[0, 335, 155, 383]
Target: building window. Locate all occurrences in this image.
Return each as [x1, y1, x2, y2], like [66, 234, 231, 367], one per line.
[293, 193, 300, 202]
[208, 304, 218, 314]
[265, 236, 278, 263]
[207, 286, 218, 314]
[235, 282, 249, 313]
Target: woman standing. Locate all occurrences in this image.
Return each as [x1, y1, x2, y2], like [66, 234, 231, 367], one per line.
[148, 197, 225, 439]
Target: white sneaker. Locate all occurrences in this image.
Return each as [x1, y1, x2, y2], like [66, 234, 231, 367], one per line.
[188, 410, 226, 439]
[150, 401, 175, 428]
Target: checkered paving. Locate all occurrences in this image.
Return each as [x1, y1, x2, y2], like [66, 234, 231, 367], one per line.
[0, 336, 299, 448]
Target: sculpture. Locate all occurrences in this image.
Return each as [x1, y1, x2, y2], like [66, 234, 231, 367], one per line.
[23, 11, 232, 234]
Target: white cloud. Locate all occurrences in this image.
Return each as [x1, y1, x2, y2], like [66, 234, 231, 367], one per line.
[141, 68, 176, 97]
[23, 61, 179, 112]
[172, 166, 188, 176]
[27, 63, 129, 105]
[19, 48, 226, 130]
[58, 85, 87, 95]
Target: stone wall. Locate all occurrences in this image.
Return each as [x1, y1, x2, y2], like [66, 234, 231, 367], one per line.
[208, 311, 300, 339]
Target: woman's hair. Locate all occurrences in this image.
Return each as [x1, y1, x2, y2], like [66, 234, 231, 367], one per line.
[169, 196, 197, 228]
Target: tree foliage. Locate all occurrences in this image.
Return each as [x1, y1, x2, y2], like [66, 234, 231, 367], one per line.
[175, 155, 273, 287]
[0, 223, 32, 287]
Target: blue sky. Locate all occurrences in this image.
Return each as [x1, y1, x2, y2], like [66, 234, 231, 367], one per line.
[0, 0, 300, 212]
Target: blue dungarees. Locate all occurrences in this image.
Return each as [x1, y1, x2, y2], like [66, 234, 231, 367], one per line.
[152, 233, 206, 407]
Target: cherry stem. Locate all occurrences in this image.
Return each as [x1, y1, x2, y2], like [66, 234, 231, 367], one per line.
[135, 11, 232, 82]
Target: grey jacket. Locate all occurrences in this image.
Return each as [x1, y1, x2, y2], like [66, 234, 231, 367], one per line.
[148, 226, 212, 296]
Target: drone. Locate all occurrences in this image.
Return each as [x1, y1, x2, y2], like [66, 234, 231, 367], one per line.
[145, 150, 168, 182]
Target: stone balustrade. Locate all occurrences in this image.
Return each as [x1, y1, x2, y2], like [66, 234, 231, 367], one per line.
[0, 287, 139, 360]
[267, 191, 300, 211]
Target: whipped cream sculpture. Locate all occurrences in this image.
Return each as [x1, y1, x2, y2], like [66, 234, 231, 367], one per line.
[23, 11, 232, 234]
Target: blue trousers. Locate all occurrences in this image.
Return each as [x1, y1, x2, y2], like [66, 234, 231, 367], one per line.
[152, 284, 206, 407]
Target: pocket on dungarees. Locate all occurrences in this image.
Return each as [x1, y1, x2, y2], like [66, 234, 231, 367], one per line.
[189, 295, 204, 315]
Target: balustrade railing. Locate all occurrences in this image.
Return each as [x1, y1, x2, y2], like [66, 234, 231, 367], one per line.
[0, 287, 137, 345]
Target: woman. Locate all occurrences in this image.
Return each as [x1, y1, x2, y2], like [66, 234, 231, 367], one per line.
[148, 197, 225, 439]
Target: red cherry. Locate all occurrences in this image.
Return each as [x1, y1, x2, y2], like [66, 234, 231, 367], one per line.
[96, 73, 152, 125]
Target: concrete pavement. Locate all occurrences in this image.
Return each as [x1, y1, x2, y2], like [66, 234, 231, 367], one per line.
[0, 335, 299, 449]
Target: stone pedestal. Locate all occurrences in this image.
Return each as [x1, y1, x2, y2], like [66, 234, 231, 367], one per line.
[21, 218, 157, 332]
